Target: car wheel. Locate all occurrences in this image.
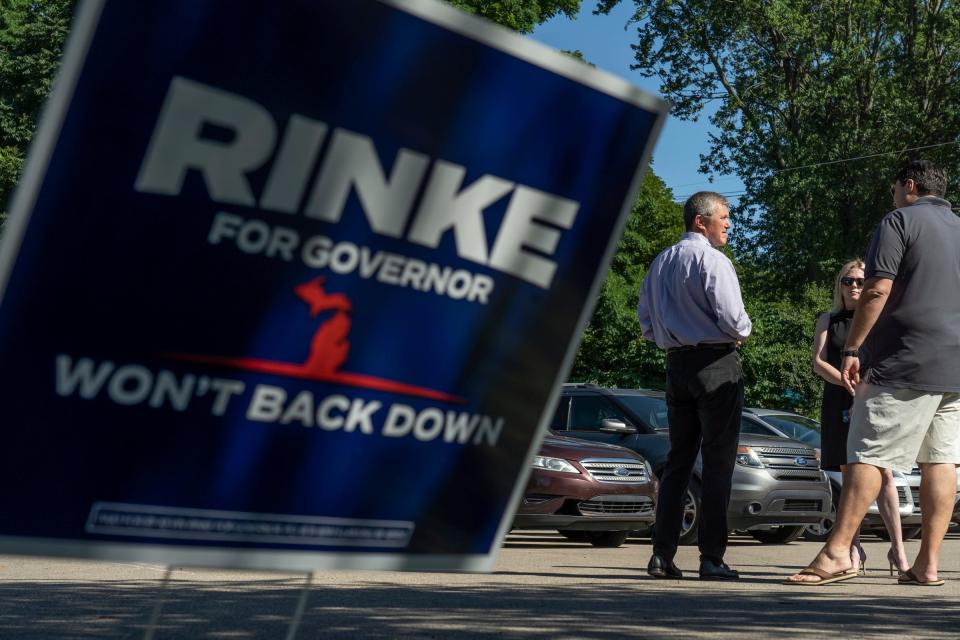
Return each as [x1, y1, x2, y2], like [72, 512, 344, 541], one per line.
[871, 526, 921, 542]
[677, 479, 701, 546]
[873, 524, 922, 541]
[585, 531, 629, 548]
[902, 526, 922, 541]
[557, 530, 588, 542]
[749, 525, 806, 544]
[804, 484, 839, 542]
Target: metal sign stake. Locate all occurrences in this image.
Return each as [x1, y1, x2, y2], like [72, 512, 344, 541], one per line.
[143, 565, 174, 640]
[285, 572, 314, 640]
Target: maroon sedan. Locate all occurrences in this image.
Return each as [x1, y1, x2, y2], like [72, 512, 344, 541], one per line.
[511, 433, 658, 547]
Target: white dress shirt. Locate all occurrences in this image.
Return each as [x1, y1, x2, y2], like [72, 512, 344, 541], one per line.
[637, 232, 752, 350]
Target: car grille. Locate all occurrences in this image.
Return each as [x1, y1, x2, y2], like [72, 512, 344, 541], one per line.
[773, 470, 824, 481]
[784, 499, 823, 512]
[756, 445, 817, 458]
[581, 458, 648, 484]
[755, 446, 821, 478]
[898, 486, 908, 506]
[578, 496, 654, 516]
[907, 467, 922, 511]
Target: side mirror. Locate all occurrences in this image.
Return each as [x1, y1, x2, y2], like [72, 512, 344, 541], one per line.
[599, 418, 633, 433]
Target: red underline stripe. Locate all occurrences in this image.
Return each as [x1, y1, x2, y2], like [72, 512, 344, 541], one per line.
[164, 354, 465, 404]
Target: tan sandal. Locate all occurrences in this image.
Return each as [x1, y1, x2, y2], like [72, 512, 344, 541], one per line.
[898, 569, 945, 586]
[784, 566, 857, 586]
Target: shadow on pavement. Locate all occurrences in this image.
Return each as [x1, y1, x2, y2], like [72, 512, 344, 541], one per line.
[1, 573, 958, 639]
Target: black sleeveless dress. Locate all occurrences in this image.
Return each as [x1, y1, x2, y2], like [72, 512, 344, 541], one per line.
[820, 308, 855, 471]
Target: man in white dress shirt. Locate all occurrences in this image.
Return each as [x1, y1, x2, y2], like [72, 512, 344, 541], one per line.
[638, 191, 752, 580]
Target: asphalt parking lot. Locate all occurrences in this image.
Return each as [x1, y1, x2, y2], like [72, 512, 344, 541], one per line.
[2, 530, 959, 639]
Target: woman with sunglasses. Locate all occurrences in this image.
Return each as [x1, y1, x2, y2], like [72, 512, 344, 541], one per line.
[811, 259, 910, 575]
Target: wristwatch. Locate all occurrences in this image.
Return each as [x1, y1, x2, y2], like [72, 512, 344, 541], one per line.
[841, 349, 860, 358]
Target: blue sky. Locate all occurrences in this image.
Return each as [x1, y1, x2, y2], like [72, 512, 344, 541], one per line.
[528, 3, 746, 203]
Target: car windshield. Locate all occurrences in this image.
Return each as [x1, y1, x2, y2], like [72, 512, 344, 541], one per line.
[759, 414, 822, 446]
[616, 394, 669, 431]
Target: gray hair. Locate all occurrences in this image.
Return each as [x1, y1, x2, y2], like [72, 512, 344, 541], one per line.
[683, 191, 729, 230]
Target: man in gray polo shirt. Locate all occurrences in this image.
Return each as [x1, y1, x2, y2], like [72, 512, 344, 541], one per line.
[788, 159, 960, 586]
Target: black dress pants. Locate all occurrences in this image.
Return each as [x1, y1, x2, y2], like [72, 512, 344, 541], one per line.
[652, 347, 743, 563]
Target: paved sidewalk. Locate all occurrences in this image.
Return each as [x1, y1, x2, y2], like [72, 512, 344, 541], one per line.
[1, 532, 958, 638]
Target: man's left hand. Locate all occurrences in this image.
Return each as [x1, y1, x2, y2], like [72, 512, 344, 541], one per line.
[841, 355, 860, 395]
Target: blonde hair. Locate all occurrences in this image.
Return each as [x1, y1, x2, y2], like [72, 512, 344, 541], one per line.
[831, 259, 865, 313]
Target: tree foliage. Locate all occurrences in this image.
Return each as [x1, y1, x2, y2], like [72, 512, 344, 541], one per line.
[569, 170, 682, 390]
[570, 168, 831, 417]
[0, 0, 75, 222]
[448, 0, 581, 33]
[597, 0, 960, 291]
[738, 283, 830, 415]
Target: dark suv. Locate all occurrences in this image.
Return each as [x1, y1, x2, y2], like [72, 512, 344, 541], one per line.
[512, 433, 658, 547]
[552, 384, 832, 544]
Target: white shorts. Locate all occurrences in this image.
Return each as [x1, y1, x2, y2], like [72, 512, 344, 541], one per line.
[847, 382, 960, 472]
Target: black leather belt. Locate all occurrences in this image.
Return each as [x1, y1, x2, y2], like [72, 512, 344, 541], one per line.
[666, 343, 735, 354]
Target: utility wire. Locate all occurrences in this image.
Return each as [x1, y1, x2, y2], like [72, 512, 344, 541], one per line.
[667, 139, 960, 192]
[670, 176, 744, 189]
[673, 190, 746, 200]
[773, 140, 960, 173]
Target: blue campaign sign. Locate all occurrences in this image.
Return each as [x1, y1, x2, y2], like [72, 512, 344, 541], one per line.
[0, 0, 666, 571]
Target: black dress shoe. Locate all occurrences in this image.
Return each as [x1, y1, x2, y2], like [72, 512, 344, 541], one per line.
[699, 558, 739, 580]
[647, 554, 683, 578]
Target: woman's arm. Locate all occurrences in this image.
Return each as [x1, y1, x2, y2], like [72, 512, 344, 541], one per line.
[812, 313, 843, 386]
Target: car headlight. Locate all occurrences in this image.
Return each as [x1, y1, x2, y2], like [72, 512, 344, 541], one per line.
[532, 456, 580, 474]
[736, 446, 763, 468]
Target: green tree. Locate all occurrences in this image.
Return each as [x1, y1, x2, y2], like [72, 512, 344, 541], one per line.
[0, 0, 75, 222]
[569, 169, 683, 389]
[597, 0, 960, 291]
[739, 283, 830, 416]
[570, 169, 832, 418]
[448, 0, 581, 33]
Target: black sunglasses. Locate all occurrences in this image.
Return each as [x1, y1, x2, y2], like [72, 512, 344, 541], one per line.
[840, 277, 864, 287]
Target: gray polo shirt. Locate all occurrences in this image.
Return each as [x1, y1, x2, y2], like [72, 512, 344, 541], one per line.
[862, 195, 960, 392]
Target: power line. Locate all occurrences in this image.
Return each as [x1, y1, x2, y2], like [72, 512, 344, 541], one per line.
[673, 190, 746, 200]
[666, 139, 960, 193]
[669, 176, 744, 189]
[773, 140, 960, 173]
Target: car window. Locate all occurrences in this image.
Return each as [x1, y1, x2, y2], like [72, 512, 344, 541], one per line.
[549, 396, 570, 429]
[759, 414, 821, 446]
[568, 395, 628, 430]
[614, 394, 669, 431]
[740, 417, 774, 436]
